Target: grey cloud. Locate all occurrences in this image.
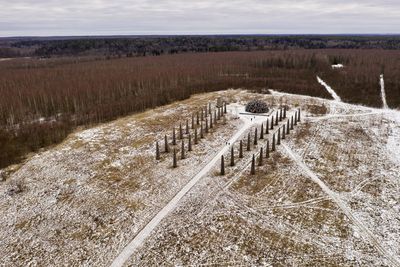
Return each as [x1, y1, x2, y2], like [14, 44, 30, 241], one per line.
[0, 0, 399, 36]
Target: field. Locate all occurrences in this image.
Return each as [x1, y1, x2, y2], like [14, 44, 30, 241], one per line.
[1, 49, 400, 169]
[1, 89, 399, 266]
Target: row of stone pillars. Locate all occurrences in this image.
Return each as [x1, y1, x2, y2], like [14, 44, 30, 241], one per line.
[155, 102, 229, 167]
[220, 108, 301, 176]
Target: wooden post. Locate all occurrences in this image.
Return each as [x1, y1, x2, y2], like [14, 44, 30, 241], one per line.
[277, 128, 281, 145]
[164, 135, 169, 153]
[291, 116, 294, 130]
[201, 109, 204, 121]
[188, 134, 192, 151]
[230, 146, 235, 167]
[254, 128, 258, 145]
[286, 120, 290, 134]
[196, 111, 200, 125]
[200, 122, 204, 138]
[298, 108, 301, 122]
[266, 119, 269, 134]
[220, 155, 225, 175]
[294, 112, 298, 126]
[250, 154, 256, 175]
[247, 133, 251, 151]
[260, 124, 264, 139]
[272, 134, 276, 151]
[192, 114, 195, 129]
[279, 108, 283, 121]
[224, 102, 227, 114]
[156, 141, 160, 160]
[275, 111, 279, 125]
[181, 140, 185, 159]
[186, 120, 189, 134]
[266, 140, 270, 158]
[205, 118, 209, 133]
[173, 149, 177, 168]
[172, 128, 176, 145]
[258, 147, 263, 166]
[179, 123, 183, 139]
[284, 107, 287, 118]
[282, 125, 286, 139]
[210, 114, 213, 129]
[194, 128, 198, 144]
[271, 116, 274, 130]
[239, 140, 243, 158]
[209, 102, 212, 115]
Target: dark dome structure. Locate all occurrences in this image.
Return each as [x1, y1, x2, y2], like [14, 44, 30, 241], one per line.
[245, 100, 269, 113]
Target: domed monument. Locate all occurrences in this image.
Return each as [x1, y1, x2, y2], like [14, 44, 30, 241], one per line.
[245, 99, 269, 113]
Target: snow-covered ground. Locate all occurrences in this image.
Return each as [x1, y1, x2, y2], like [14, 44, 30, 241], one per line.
[1, 89, 400, 266]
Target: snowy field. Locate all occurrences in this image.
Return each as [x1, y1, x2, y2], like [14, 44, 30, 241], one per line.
[1, 89, 400, 266]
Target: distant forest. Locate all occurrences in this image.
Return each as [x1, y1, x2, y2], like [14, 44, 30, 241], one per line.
[1, 35, 400, 58]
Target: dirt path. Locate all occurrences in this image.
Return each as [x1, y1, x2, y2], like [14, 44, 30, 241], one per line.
[282, 144, 400, 267]
[317, 76, 342, 102]
[380, 74, 389, 109]
[110, 106, 265, 267]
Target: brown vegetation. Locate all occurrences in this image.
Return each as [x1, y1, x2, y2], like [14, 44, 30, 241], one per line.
[1, 49, 400, 168]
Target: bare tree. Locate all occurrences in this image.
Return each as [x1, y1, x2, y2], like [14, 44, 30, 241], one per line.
[197, 111, 200, 125]
[192, 114, 195, 129]
[179, 123, 183, 139]
[186, 120, 189, 134]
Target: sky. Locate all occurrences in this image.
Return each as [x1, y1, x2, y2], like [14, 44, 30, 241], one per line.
[1, 0, 400, 37]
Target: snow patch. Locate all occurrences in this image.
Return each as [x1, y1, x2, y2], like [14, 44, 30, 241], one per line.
[332, 64, 344, 69]
[317, 76, 342, 102]
[380, 74, 389, 109]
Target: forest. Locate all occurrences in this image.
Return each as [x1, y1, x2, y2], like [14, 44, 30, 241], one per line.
[0, 49, 399, 168]
[1, 35, 400, 58]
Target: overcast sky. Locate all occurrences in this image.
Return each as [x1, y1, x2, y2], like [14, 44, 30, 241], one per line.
[1, 0, 399, 36]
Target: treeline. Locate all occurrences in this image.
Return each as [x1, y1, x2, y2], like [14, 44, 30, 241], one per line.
[0, 49, 399, 168]
[2, 35, 400, 58]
